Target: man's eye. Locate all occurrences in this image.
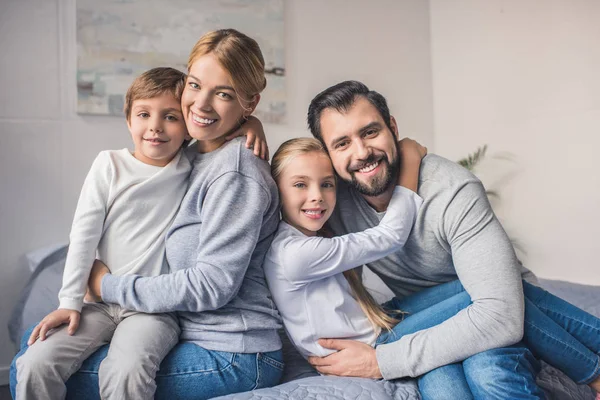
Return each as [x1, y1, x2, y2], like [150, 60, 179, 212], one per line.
[335, 141, 349, 150]
[364, 129, 377, 137]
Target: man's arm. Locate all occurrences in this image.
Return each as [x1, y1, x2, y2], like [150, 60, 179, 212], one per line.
[311, 180, 524, 379]
[376, 180, 524, 378]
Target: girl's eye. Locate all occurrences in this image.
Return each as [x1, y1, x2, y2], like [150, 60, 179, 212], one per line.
[217, 92, 233, 100]
[322, 182, 335, 188]
[189, 82, 200, 89]
[138, 112, 149, 118]
[293, 182, 306, 189]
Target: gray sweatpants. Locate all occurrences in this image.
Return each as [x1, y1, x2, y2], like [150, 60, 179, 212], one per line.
[15, 302, 180, 400]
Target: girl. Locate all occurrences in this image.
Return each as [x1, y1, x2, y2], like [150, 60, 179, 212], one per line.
[265, 137, 600, 399]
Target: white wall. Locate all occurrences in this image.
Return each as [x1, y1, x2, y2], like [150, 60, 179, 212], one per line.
[0, 0, 433, 383]
[429, 1, 600, 284]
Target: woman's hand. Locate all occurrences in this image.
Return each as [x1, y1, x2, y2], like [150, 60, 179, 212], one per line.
[28, 309, 81, 345]
[224, 116, 270, 160]
[87, 259, 110, 300]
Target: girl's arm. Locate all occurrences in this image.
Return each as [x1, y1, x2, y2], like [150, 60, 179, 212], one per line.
[225, 116, 269, 160]
[281, 141, 426, 285]
[97, 173, 272, 313]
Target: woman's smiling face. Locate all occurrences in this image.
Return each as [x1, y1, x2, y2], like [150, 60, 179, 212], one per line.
[181, 53, 249, 152]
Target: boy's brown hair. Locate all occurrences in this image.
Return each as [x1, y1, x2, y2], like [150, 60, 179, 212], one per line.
[124, 67, 186, 121]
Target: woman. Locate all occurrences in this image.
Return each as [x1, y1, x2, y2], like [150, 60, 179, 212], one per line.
[11, 29, 282, 400]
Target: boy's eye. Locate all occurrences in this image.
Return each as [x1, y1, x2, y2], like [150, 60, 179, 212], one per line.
[293, 182, 306, 189]
[165, 115, 178, 121]
[138, 112, 149, 118]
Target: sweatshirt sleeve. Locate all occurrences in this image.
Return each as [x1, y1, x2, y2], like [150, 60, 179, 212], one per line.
[58, 153, 111, 312]
[376, 181, 524, 379]
[101, 172, 270, 313]
[281, 186, 422, 285]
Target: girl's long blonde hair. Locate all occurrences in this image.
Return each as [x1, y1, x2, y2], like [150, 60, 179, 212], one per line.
[271, 138, 400, 335]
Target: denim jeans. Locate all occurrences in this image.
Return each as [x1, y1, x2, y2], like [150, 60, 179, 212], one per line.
[11, 327, 284, 400]
[377, 279, 600, 399]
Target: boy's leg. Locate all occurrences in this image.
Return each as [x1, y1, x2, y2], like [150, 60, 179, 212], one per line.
[14, 303, 115, 400]
[524, 280, 600, 353]
[98, 309, 180, 400]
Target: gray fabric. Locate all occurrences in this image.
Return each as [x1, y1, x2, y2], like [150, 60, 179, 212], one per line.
[101, 138, 282, 353]
[329, 154, 527, 379]
[16, 303, 179, 400]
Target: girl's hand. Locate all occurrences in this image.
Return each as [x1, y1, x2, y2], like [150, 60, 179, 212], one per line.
[397, 138, 427, 191]
[87, 259, 110, 300]
[28, 309, 81, 345]
[224, 116, 270, 160]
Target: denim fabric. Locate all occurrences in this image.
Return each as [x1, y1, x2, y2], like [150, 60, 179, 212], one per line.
[376, 279, 600, 399]
[12, 326, 284, 400]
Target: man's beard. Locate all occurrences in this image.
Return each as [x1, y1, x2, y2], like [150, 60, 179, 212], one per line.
[347, 152, 400, 197]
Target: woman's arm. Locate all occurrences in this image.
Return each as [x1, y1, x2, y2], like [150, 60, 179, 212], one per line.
[96, 173, 271, 313]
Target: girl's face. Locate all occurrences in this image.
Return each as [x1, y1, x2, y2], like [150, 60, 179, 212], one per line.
[278, 152, 337, 236]
[181, 53, 254, 153]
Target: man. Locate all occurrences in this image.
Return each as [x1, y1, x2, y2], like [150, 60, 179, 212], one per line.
[306, 80, 543, 399]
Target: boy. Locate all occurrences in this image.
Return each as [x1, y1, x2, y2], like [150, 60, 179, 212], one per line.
[15, 67, 191, 400]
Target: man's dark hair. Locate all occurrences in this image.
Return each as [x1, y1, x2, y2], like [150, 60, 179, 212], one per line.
[307, 80, 393, 146]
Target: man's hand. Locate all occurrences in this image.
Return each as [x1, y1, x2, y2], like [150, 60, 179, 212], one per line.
[308, 338, 383, 379]
[28, 309, 81, 345]
[87, 259, 110, 300]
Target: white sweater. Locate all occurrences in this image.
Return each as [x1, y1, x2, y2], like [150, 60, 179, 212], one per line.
[263, 186, 422, 358]
[58, 148, 191, 312]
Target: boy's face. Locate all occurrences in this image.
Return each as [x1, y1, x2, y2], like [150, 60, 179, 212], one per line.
[128, 94, 189, 167]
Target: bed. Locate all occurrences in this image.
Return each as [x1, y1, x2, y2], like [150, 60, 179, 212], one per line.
[8, 244, 598, 400]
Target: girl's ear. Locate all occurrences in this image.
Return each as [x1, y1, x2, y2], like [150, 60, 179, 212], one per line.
[243, 94, 261, 117]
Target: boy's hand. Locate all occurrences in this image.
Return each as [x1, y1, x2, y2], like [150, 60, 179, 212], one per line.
[28, 309, 81, 345]
[224, 116, 270, 160]
[88, 259, 110, 300]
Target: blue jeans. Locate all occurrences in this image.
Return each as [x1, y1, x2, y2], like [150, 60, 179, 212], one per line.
[377, 279, 600, 399]
[11, 328, 284, 400]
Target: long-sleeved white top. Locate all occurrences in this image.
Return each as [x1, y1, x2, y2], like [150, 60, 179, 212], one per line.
[58, 148, 191, 312]
[263, 186, 422, 359]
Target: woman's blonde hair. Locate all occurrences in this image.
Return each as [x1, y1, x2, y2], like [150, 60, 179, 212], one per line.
[271, 138, 400, 334]
[188, 29, 266, 112]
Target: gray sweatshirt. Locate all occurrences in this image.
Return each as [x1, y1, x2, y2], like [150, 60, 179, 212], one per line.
[328, 154, 533, 379]
[102, 138, 282, 353]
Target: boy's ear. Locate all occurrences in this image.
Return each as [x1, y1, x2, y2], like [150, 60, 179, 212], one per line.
[243, 94, 261, 117]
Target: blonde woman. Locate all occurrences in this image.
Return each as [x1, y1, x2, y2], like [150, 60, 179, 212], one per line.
[12, 29, 283, 400]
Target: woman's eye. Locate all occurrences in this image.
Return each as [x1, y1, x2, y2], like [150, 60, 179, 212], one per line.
[189, 82, 199, 89]
[217, 92, 233, 100]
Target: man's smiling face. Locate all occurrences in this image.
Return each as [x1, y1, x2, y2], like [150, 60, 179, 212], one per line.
[319, 96, 400, 197]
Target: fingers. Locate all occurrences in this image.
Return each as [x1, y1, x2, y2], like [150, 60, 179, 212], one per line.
[68, 313, 81, 335]
[245, 132, 255, 150]
[318, 338, 348, 351]
[28, 324, 42, 345]
[38, 321, 53, 342]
